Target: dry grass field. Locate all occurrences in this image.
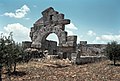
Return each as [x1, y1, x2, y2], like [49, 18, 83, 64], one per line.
[2, 59, 120, 81]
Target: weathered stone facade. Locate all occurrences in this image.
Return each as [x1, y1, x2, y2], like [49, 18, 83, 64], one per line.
[30, 7, 77, 56]
[78, 41, 106, 56]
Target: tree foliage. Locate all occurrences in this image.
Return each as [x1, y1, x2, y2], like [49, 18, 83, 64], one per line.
[0, 32, 24, 80]
[106, 41, 120, 65]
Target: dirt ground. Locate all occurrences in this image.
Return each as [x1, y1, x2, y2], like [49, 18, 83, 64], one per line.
[2, 59, 120, 81]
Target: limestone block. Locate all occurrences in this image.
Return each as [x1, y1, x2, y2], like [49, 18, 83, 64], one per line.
[66, 41, 76, 47]
[34, 17, 44, 26]
[58, 19, 70, 25]
[42, 7, 54, 16]
[62, 44, 68, 47]
[52, 11, 58, 15]
[52, 15, 58, 21]
[80, 41, 87, 45]
[67, 36, 77, 41]
[57, 14, 64, 20]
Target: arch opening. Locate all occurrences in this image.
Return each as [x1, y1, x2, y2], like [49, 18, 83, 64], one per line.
[46, 33, 59, 46]
[42, 33, 59, 55]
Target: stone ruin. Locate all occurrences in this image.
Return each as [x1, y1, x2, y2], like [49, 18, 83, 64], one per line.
[22, 7, 106, 64]
[75, 41, 106, 64]
[77, 41, 106, 56]
[23, 7, 77, 60]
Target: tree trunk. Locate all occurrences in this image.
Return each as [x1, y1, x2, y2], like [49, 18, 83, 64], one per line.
[7, 68, 11, 81]
[114, 59, 116, 65]
[113, 55, 116, 65]
[13, 62, 16, 72]
[0, 66, 2, 81]
[6, 62, 11, 81]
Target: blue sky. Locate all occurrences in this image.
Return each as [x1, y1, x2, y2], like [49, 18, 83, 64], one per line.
[0, 0, 120, 44]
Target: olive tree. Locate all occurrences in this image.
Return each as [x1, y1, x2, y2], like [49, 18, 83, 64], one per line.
[0, 32, 24, 81]
[106, 41, 120, 65]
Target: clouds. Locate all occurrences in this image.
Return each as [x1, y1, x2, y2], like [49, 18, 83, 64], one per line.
[87, 30, 96, 36]
[1, 23, 30, 43]
[65, 24, 120, 44]
[96, 35, 120, 41]
[65, 23, 78, 35]
[65, 23, 83, 43]
[1, 5, 30, 42]
[65, 29, 74, 36]
[90, 33, 120, 44]
[66, 23, 78, 30]
[86, 30, 120, 44]
[4, 5, 30, 18]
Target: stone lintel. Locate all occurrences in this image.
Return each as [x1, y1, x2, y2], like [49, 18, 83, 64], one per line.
[42, 7, 54, 15]
[58, 19, 70, 25]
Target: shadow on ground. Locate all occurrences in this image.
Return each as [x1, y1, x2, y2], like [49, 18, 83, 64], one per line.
[108, 64, 120, 66]
[11, 71, 27, 76]
[46, 64, 70, 68]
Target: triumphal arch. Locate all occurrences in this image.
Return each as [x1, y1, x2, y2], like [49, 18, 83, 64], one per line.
[30, 7, 77, 58]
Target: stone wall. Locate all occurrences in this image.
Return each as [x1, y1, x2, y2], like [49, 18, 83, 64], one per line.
[78, 41, 106, 56]
[43, 40, 57, 55]
[66, 35, 77, 47]
[71, 53, 106, 64]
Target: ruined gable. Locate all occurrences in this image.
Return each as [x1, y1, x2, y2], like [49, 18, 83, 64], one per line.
[29, 7, 77, 57]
